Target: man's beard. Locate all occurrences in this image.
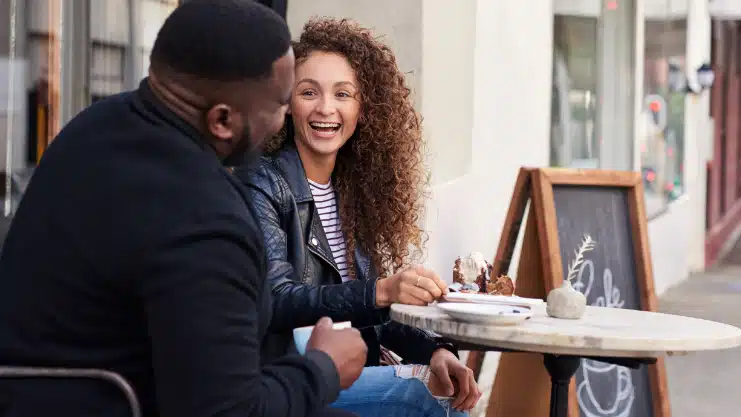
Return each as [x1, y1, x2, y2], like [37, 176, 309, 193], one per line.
[222, 123, 262, 168]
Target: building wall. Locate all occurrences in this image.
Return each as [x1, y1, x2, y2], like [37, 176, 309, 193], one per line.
[710, 0, 741, 19]
[286, 0, 423, 110]
[681, 0, 712, 273]
[286, 0, 474, 186]
[424, 0, 553, 281]
[435, 2, 554, 407]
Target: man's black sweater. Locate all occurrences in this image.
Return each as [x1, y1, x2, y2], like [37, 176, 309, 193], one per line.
[0, 80, 339, 417]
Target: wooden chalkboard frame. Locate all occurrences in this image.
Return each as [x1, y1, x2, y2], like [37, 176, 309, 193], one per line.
[530, 168, 670, 417]
[466, 168, 533, 379]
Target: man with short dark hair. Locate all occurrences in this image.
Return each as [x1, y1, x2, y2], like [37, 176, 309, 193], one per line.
[0, 1, 366, 417]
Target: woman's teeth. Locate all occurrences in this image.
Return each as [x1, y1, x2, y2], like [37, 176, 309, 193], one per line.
[309, 122, 341, 132]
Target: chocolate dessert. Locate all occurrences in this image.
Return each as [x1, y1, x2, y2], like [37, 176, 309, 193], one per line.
[452, 257, 466, 285]
[450, 252, 516, 296]
[486, 274, 515, 296]
[474, 266, 488, 292]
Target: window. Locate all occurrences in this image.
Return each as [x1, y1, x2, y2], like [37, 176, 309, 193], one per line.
[91, 44, 125, 100]
[641, 3, 688, 216]
[550, 0, 636, 171]
[0, 0, 179, 216]
[551, 14, 599, 168]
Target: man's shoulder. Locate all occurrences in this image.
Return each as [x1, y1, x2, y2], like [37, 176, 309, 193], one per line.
[28, 108, 251, 247]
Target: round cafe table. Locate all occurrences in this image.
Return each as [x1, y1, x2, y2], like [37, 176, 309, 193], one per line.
[390, 303, 741, 417]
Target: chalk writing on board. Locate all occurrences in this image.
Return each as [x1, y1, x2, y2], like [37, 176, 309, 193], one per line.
[573, 254, 635, 417]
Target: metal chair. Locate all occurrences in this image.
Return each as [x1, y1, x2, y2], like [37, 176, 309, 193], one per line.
[0, 366, 142, 417]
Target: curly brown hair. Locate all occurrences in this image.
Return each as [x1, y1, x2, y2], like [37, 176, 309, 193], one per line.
[265, 17, 428, 278]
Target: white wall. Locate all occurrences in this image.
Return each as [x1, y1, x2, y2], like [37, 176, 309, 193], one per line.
[286, 0, 423, 108]
[420, 0, 476, 184]
[423, 2, 554, 414]
[683, 0, 712, 273]
[710, 0, 741, 19]
[424, 0, 552, 278]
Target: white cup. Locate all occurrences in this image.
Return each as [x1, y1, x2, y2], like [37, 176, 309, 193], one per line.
[292, 321, 352, 355]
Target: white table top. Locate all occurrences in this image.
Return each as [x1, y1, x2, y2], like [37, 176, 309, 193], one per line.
[391, 303, 741, 357]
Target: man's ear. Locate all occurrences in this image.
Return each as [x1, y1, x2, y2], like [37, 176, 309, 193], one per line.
[205, 104, 235, 141]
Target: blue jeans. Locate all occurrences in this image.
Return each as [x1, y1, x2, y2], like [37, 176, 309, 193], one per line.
[329, 366, 468, 417]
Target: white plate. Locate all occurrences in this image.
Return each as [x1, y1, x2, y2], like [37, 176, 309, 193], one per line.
[443, 292, 544, 308]
[437, 303, 533, 325]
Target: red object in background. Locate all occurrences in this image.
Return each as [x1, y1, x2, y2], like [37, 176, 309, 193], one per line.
[606, 1, 618, 11]
[649, 99, 662, 113]
[646, 171, 656, 182]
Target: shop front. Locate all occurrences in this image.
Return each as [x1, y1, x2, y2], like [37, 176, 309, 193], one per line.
[0, 0, 180, 218]
[551, 0, 716, 293]
[706, 18, 741, 265]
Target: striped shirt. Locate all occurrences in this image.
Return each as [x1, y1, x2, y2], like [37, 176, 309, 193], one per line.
[308, 179, 350, 282]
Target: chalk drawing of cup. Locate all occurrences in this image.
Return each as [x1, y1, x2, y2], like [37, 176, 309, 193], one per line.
[577, 360, 635, 417]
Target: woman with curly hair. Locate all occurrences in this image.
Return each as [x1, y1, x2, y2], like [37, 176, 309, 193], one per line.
[233, 17, 481, 416]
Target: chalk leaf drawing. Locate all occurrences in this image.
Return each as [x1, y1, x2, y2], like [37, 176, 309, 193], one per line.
[569, 235, 635, 417]
[566, 235, 596, 284]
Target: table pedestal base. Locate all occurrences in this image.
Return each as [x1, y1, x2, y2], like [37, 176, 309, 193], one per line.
[452, 341, 656, 417]
[543, 354, 581, 417]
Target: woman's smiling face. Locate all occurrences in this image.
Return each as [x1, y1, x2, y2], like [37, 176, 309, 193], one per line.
[290, 51, 361, 158]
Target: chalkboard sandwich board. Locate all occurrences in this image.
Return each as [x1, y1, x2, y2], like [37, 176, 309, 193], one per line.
[487, 167, 670, 417]
[531, 168, 670, 417]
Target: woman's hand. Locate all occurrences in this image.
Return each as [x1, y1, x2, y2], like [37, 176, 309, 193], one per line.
[429, 348, 482, 411]
[375, 265, 448, 307]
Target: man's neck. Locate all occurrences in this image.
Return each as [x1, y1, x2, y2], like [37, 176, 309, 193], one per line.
[147, 71, 228, 160]
[147, 71, 206, 132]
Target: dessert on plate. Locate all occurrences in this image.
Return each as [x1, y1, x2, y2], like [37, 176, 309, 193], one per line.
[450, 252, 515, 296]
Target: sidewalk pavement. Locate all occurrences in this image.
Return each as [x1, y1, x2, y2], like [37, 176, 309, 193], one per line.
[471, 264, 741, 417]
[660, 264, 741, 417]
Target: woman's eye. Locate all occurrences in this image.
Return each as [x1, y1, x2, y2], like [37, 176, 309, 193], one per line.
[337, 92, 351, 98]
[300, 91, 316, 97]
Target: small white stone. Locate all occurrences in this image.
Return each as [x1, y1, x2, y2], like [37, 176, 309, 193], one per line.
[546, 280, 587, 320]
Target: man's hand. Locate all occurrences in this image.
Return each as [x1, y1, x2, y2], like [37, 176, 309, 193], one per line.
[306, 317, 368, 389]
[429, 348, 481, 411]
[375, 265, 448, 307]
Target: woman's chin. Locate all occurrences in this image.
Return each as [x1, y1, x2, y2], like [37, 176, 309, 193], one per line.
[305, 135, 348, 156]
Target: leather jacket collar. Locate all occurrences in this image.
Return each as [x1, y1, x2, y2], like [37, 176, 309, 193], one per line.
[270, 141, 314, 203]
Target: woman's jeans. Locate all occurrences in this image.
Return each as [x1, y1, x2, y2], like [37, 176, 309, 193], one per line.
[329, 366, 469, 417]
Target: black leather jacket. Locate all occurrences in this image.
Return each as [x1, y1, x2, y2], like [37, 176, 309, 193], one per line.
[233, 143, 456, 366]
